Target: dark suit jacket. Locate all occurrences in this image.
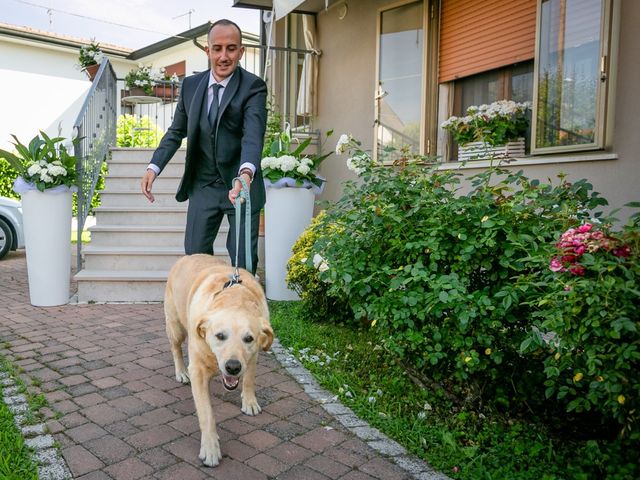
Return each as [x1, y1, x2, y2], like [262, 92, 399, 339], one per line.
[150, 67, 267, 209]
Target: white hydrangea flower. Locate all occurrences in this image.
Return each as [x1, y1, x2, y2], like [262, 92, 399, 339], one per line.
[296, 164, 310, 175]
[261, 156, 275, 169]
[335, 133, 350, 155]
[278, 155, 298, 172]
[27, 164, 41, 177]
[39, 172, 53, 183]
[47, 164, 67, 177]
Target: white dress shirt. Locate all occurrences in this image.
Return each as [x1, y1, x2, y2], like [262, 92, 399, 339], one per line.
[147, 70, 256, 178]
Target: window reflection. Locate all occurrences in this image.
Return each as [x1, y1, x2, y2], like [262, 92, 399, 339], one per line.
[535, 0, 602, 148]
[377, 2, 423, 156]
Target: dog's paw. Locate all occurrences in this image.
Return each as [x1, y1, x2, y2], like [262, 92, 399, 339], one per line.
[199, 435, 222, 467]
[241, 396, 262, 416]
[175, 370, 190, 384]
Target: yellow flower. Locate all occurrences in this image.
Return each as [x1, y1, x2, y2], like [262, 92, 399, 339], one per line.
[485, 348, 492, 355]
[481, 215, 489, 222]
[617, 395, 625, 405]
[573, 372, 583, 382]
[554, 352, 561, 361]
[464, 356, 472, 363]
[371, 319, 377, 327]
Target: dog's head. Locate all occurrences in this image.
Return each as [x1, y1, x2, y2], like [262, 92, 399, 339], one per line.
[195, 304, 273, 391]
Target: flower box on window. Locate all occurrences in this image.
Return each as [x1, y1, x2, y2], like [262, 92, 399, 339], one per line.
[458, 138, 525, 162]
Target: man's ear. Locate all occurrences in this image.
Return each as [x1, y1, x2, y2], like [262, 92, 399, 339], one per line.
[259, 320, 274, 352]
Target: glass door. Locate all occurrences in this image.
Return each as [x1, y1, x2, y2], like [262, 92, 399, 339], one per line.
[376, 1, 424, 158]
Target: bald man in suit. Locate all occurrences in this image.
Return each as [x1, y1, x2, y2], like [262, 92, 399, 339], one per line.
[141, 19, 266, 274]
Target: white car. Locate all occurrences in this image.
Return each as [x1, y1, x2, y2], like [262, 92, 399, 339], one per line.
[0, 195, 24, 259]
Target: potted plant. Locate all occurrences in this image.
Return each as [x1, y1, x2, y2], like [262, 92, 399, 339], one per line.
[78, 41, 104, 81]
[441, 99, 530, 161]
[125, 64, 162, 96]
[0, 132, 77, 306]
[153, 69, 180, 100]
[261, 123, 333, 300]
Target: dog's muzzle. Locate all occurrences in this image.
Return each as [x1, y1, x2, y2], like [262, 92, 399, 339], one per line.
[222, 360, 241, 391]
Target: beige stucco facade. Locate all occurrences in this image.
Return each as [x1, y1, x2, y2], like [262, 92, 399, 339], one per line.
[275, 0, 639, 222]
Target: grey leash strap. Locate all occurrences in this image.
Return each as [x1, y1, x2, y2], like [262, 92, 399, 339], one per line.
[231, 176, 252, 278]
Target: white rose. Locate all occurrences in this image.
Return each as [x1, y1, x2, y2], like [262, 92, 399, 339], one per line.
[335, 134, 350, 155]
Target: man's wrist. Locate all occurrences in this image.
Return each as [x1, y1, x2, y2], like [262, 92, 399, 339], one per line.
[239, 168, 253, 182]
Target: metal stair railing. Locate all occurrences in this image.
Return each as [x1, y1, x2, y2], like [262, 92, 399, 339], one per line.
[73, 58, 117, 271]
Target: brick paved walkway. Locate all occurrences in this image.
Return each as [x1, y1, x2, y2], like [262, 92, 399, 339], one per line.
[0, 250, 446, 480]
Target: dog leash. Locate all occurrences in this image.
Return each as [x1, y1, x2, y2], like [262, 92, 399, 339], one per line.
[225, 176, 252, 288]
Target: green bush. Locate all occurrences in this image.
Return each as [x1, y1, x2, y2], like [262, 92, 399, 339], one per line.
[116, 114, 163, 148]
[286, 211, 349, 321]
[519, 216, 640, 437]
[0, 159, 19, 200]
[300, 138, 612, 414]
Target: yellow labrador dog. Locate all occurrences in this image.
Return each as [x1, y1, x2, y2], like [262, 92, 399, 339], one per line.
[164, 254, 273, 467]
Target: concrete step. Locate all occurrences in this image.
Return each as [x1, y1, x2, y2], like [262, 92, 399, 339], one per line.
[107, 162, 186, 177]
[88, 224, 229, 248]
[104, 174, 181, 190]
[82, 246, 229, 270]
[99, 188, 180, 207]
[75, 261, 232, 303]
[110, 148, 186, 164]
[93, 206, 188, 226]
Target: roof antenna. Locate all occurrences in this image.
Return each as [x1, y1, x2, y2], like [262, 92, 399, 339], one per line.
[47, 8, 53, 29]
[172, 9, 195, 29]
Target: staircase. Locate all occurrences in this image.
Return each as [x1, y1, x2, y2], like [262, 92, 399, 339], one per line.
[74, 148, 229, 302]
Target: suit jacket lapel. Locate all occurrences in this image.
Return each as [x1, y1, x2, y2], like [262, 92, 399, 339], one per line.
[216, 68, 241, 130]
[188, 72, 210, 139]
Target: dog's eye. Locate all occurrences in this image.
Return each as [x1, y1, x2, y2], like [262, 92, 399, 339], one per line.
[215, 333, 226, 341]
[243, 335, 254, 344]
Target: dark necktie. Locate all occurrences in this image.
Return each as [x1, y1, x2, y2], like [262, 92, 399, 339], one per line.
[208, 83, 222, 127]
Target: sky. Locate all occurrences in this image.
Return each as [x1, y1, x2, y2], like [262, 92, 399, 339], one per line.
[1, 0, 263, 49]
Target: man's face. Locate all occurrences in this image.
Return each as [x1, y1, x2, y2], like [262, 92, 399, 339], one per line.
[206, 24, 244, 81]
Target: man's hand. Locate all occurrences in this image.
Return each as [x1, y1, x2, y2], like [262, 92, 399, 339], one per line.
[141, 169, 157, 203]
[229, 172, 252, 205]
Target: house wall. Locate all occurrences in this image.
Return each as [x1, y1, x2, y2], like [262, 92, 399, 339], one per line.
[0, 35, 133, 151]
[310, 0, 640, 222]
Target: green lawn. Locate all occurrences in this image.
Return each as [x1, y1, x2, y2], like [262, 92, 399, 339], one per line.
[0, 359, 40, 480]
[269, 301, 638, 480]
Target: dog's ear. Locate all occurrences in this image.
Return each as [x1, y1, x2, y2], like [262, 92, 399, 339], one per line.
[259, 320, 274, 352]
[196, 317, 208, 339]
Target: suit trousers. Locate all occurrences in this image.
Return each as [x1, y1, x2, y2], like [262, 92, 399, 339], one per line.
[185, 181, 260, 274]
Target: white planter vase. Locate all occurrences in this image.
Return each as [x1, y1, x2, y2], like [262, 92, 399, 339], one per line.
[21, 189, 72, 306]
[264, 187, 315, 301]
[458, 138, 525, 162]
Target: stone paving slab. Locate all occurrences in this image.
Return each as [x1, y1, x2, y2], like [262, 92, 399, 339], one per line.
[0, 250, 449, 479]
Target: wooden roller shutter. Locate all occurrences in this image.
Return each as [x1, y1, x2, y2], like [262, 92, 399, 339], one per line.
[439, 0, 537, 83]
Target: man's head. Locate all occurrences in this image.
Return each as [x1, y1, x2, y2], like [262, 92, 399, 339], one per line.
[206, 19, 244, 81]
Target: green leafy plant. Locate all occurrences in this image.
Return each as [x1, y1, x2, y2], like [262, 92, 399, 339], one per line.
[0, 132, 77, 192]
[519, 216, 640, 437]
[116, 115, 163, 148]
[299, 135, 615, 414]
[441, 100, 530, 146]
[261, 125, 333, 188]
[125, 64, 163, 95]
[78, 40, 104, 69]
[286, 211, 349, 321]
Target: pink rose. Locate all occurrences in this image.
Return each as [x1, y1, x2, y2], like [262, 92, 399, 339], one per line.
[574, 245, 586, 255]
[613, 245, 631, 258]
[549, 257, 565, 272]
[569, 264, 585, 276]
[578, 223, 592, 233]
